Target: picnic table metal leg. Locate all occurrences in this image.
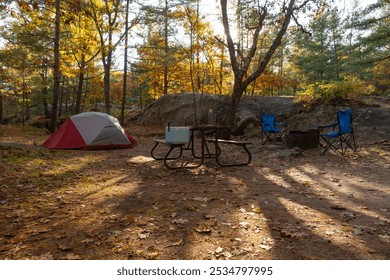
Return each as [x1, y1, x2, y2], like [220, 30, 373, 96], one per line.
[214, 142, 252, 167]
[151, 141, 183, 160]
[158, 138, 204, 169]
[163, 145, 204, 169]
[190, 130, 203, 159]
[152, 137, 205, 169]
[163, 146, 183, 169]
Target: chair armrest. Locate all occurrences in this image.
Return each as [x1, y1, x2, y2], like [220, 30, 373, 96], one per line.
[318, 123, 338, 129]
[275, 121, 286, 127]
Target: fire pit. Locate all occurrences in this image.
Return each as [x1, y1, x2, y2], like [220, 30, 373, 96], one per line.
[284, 129, 319, 149]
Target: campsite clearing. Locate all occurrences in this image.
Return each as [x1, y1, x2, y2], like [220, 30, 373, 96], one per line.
[0, 121, 389, 260]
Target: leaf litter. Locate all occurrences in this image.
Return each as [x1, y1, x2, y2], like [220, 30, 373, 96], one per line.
[0, 124, 389, 260]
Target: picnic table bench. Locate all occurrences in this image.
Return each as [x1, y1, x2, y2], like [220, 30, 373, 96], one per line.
[151, 138, 203, 169]
[205, 138, 252, 167]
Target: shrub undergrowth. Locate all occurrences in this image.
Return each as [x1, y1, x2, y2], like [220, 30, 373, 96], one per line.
[295, 78, 374, 107]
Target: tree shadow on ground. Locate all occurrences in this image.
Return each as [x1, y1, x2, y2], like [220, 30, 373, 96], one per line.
[0, 135, 389, 260]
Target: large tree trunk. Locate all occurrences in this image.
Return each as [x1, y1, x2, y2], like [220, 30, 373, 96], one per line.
[49, 0, 61, 132]
[75, 55, 86, 115]
[121, 0, 130, 126]
[220, 0, 298, 127]
[43, 89, 50, 119]
[225, 82, 246, 126]
[103, 53, 111, 114]
[103, 12, 114, 115]
[0, 94, 3, 124]
[0, 74, 3, 124]
[75, 71, 84, 115]
[163, 0, 169, 95]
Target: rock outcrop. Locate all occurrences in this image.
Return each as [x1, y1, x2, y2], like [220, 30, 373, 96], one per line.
[134, 93, 390, 142]
[136, 92, 299, 136]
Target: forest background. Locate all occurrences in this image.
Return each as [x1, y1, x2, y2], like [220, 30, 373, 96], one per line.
[0, 0, 389, 131]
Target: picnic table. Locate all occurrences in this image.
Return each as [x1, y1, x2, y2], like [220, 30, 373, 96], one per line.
[151, 125, 252, 169]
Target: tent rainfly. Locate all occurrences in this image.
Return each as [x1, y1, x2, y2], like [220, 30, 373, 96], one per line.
[42, 112, 136, 149]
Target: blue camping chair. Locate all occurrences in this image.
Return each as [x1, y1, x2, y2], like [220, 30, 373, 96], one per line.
[318, 109, 357, 155]
[260, 113, 286, 144]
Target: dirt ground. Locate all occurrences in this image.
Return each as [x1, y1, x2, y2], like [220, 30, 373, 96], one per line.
[0, 110, 389, 260]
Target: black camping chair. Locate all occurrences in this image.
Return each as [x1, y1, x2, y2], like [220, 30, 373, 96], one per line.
[318, 109, 357, 155]
[260, 113, 286, 144]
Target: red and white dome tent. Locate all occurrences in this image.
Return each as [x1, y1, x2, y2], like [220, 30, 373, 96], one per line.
[42, 112, 136, 150]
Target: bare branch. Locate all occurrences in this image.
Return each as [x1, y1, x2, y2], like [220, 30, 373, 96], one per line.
[292, 13, 311, 36]
[244, 0, 296, 88]
[220, 0, 239, 74]
[241, 6, 267, 75]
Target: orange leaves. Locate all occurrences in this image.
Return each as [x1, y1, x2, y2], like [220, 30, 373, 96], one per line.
[251, 73, 298, 95]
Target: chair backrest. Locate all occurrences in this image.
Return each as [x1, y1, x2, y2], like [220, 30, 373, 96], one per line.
[261, 114, 277, 131]
[337, 109, 353, 134]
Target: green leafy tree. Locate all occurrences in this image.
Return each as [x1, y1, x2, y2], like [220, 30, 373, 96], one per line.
[0, 0, 55, 119]
[291, 7, 344, 82]
[357, 0, 390, 93]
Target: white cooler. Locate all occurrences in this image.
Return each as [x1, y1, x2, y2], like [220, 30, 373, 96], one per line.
[165, 126, 190, 144]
